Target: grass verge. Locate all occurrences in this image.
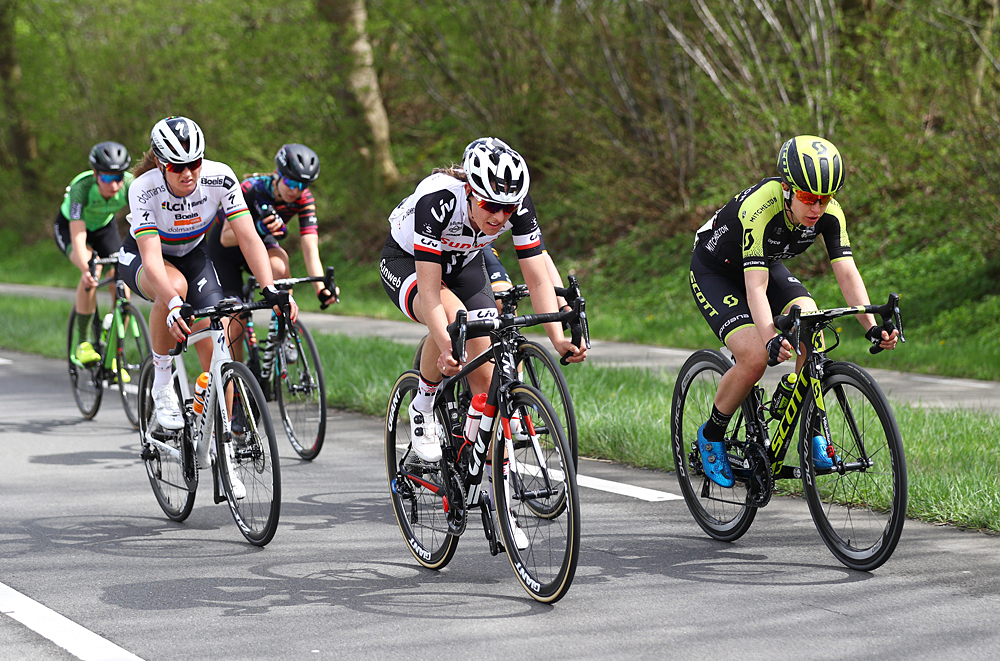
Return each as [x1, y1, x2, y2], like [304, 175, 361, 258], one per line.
[3, 292, 998, 533]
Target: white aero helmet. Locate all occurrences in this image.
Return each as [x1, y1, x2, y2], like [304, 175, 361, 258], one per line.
[150, 116, 205, 164]
[462, 137, 530, 205]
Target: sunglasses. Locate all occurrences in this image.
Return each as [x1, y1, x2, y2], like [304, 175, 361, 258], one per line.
[163, 158, 202, 174]
[98, 173, 124, 184]
[471, 191, 518, 215]
[793, 189, 833, 206]
[282, 177, 305, 191]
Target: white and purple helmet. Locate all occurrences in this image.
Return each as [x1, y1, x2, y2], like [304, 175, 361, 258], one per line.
[462, 137, 530, 205]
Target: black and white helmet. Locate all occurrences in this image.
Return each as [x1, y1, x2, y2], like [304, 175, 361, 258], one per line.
[89, 141, 131, 172]
[462, 137, 530, 205]
[150, 116, 205, 164]
[275, 144, 320, 184]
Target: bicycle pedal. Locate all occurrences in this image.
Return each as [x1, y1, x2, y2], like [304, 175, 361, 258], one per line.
[140, 445, 157, 461]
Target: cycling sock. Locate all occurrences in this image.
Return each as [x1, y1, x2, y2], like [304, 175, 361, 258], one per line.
[413, 376, 440, 412]
[703, 405, 733, 440]
[76, 312, 93, 340]
[152, 352, 174, 390]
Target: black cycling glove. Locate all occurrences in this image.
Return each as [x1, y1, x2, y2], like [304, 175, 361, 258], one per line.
[766, 334, 786, 367]
[262, 285, 289, 313]
[865, 322, 894, 346]
[318, 288, 337, 309]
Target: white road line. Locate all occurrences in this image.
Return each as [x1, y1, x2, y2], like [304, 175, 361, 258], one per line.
[576, 474, 682, 501]
[0, 582, 144, 661]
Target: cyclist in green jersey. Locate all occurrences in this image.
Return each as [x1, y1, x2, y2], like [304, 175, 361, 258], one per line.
[688, 136, 900, 487]
[54, 142, 134, 364]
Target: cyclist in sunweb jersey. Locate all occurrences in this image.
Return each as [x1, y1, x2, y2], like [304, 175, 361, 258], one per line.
[117, 116, 297, 431]
[208, 143, 338, 361]
[688, 135, 899, 488]
[55, 142, 133, 365]
[380, 137, 587, 465]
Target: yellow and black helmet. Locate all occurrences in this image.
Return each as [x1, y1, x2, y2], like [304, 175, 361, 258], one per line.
[776, 135, 845, 196]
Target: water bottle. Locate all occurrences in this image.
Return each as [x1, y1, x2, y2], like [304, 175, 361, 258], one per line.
[769, 373, 797, 420]
[464, 393, 488, 445]
[101, 312, 113, 344]
[192, 372, 209, 416]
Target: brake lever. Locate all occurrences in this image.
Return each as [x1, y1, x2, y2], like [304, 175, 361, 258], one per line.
[449, 309, 467, 363]
[320, 265, 339, 309]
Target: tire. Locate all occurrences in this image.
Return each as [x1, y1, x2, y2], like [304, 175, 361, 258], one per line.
[800, 361, 907, 571]
[516, 340, 578, 468]
[670, 350, 757, 542]
[216, 361, 281, 546]
[384, 370, 459, 570]
[275, 320, 327, 460]
[67, 306, 103, 419]
[493, 384, 580, 603]
[116, 302, 151, 429]
[138, 356, 196, 522]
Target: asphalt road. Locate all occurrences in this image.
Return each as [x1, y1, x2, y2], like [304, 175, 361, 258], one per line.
[2, 349, 1000, 661]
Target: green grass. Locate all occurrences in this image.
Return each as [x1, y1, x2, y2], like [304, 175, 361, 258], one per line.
[7, 292, 999, 532]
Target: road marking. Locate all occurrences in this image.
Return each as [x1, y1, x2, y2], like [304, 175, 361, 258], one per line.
[0, 357, 12, 365]
[395, 447, 682, 502]
[519, 464, 681, 502]
[0, 582, 144, 661]
[910, 375, 995, 389]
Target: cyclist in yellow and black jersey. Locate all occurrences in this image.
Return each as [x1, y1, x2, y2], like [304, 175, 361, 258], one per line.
[688, 135, 899, 488]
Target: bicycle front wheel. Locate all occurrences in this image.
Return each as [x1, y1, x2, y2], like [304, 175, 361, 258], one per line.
[516, 340, 578, 468]
[275, 320, 327, 460]
[116, 302, 151, 429]
[384, 370, 459, 570]
[671, 350, 757, 542]
[494, 384, 580, 604]
[216, 361, 281, 546]
[800, 361, 907, 571]
[138, 357, 196, 522]
[66, 306, 103, 419]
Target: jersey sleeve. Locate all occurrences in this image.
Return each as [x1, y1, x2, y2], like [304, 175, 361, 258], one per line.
[295, 188, 318, 236]
[412, 188, 458, 264]
[127, 176, 161, 241]
[217, 164, 251, 224]
[66, 175, 93, 221]
[738, 184, 783, 272]
[511, 193, 544, 260]
[819, 200, 853, 262]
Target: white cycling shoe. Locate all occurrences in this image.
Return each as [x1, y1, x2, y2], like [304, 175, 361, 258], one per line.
[407, 400, 443, 463]
[152, 384, 185, 430]
[508, 508, 529, 550]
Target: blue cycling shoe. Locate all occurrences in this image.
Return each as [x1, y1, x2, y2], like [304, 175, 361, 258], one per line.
[812, 435, 839, 470]
[696, 423, 734, 488]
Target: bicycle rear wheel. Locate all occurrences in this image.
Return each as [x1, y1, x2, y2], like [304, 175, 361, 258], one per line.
[275, 319, 327, 460]
[66, 306, 103, 419]
[671, 350, 757, 542]
[138, 357, 196, 522]
[800, 361, 907, 571]
[494, 384, 580, 604]
[384, 370, 460, 570]
[216, 361, 281, 546]
[516, 340, 578, 468]
[116, 302, 151, 429]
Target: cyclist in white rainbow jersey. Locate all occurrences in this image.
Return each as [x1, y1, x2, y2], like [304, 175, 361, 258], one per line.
[117, 116, 297, 431]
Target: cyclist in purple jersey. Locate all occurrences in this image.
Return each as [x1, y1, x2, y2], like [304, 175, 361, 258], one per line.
[688, 136, 899, 487]
[212, 144, 337, 307]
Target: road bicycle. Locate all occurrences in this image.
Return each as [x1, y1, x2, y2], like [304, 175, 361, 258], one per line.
[412, 275, 586, 467]
[66, 252, 151, 428]
[239, 267, 337, 460]
[671, 293, 907, 571]
[385, 298, 588, 603]
[137, 297, 286, 546]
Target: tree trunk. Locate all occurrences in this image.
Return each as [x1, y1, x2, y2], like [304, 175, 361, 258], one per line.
[0, 0, 38, 181]
[974, 0, 1000, 109]
[318, 0, 400, 188]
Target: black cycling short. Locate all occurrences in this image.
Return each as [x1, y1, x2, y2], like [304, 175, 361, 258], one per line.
[206, 213, 281, 298]
[53, 211, 121, 259]
[689, 247, 812, 343]
[483, 246, 512, 287]
[116, 236, 225, 310]
[380, 235, 497, 330]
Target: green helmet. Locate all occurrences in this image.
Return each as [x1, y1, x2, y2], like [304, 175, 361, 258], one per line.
[776, 135, 845, 196]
